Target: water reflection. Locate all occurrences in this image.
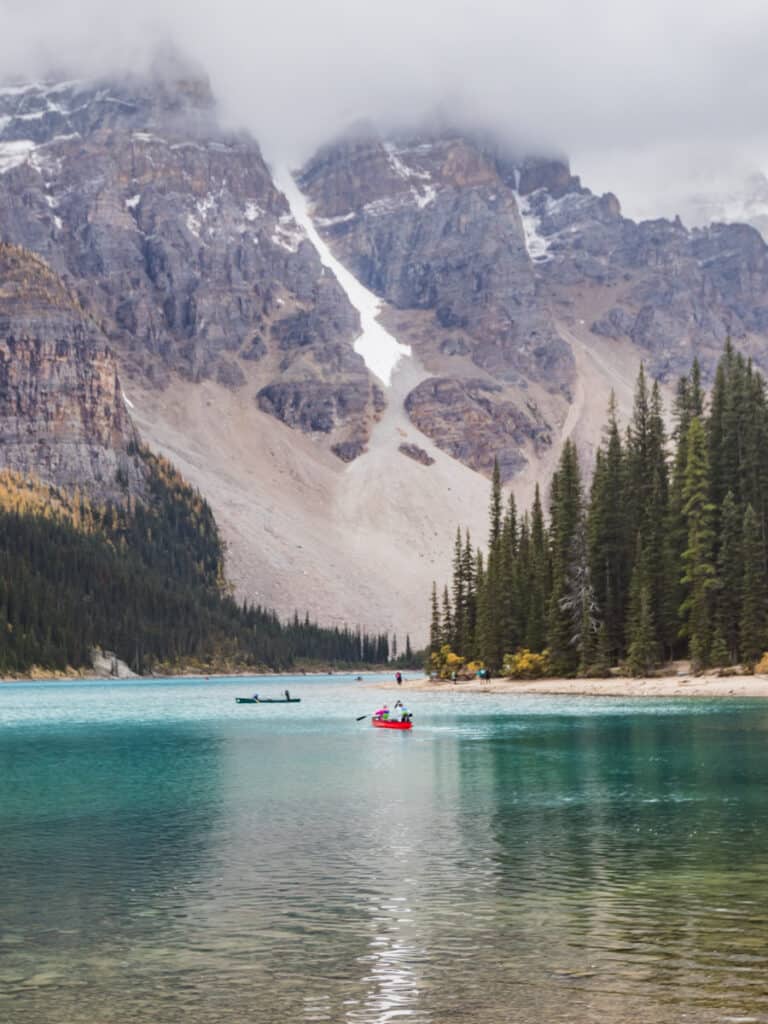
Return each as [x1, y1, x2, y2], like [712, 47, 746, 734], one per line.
[471, 707, 768, 1022]
[2, 686, 768, 1023]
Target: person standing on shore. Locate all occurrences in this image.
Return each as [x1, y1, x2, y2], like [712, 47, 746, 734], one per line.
[395, 671, 402, 685]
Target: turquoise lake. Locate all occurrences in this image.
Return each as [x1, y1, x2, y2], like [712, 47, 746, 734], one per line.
[2, 676, 768, 1023]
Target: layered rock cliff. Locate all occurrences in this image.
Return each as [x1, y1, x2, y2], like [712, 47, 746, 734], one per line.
[0, 243, 143, 499]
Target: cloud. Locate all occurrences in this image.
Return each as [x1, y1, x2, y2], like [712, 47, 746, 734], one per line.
[2, 0, 768, 220]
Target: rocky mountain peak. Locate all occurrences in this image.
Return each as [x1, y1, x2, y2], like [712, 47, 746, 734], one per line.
[0, 65, 378, 461]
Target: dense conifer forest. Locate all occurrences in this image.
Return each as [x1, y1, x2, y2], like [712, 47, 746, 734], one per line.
[0, 447, 391, 675]
[430, 342, 768, 678]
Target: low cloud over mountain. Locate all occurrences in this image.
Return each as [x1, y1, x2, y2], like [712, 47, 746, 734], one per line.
[3, 0, 768, 218]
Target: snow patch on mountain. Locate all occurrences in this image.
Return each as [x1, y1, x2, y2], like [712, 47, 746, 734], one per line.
[515, 192, 552, 263]
[274, 167, 411, 386]
[315, 211, 357, 227]
[244, 201, 264, 222]
[382, 141, 437, 209]
[0, 140, 37, 173]
[271, 212, 305, 253]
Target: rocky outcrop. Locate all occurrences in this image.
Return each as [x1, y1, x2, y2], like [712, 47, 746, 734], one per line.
[398, 443, 434, 466]
[0, 243, 144, 499]
[0, 63, 375, 459]
[404, 377, 551, 481]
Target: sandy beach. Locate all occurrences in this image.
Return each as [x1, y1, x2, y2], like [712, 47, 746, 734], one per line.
[395, 674, 768, 698]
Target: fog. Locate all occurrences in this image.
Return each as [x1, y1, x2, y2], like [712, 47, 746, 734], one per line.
[2, 0, 768, 221]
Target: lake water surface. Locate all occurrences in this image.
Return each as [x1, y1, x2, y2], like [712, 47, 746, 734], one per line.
[2, 676, 768, 1023]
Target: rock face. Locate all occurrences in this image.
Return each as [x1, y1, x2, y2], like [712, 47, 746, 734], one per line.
[398, 443, 434, 466]
[0, 243, 143, 499]
[300, 137, 573, 390]
[404, 377, 551, 479]
[521, 185, 768, 379]
[0, 63, 375, 459]
[300, 131, 768, 476]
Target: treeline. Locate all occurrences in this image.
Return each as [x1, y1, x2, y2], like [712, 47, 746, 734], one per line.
[283, 611, 395, 665]
[430, 342, 768, 676]
[0, 456, 392, 675]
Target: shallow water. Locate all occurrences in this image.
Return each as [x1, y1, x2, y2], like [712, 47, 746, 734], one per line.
[2, 676, 768, 1023]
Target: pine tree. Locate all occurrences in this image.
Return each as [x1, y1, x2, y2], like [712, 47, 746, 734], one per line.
[715, 490, 742, 663]
[740, 503, 765, 666]
[489, 457, 502, 549]
[627, 582, 656, 677]
[547, 440, 583, 676]
[441, 586, 453, 648]
[462, 531, 477, 658]
[429, 582, 440, 655]
[499, 493, 519, 657]
[626, 535, 658, 674]
[588, 393, 628, 663]
[709, 627, 729, 672]
[526, 487, 548, 651]
[669, 362, 704, 648]
[474, 551, 487, 662]
[625, 366, 672, 657]
[590, 622, 612, 678]
[451, 527, 465, 652]
[679, 417, 717, 672]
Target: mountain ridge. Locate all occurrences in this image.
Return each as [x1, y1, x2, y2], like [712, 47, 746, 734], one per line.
[3, 64, 768, 640]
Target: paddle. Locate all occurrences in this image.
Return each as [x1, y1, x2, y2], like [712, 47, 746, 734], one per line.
[355, 714, 369, 721]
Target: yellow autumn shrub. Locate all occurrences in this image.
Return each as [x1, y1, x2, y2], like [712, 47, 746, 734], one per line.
[503, 648, 551, 679]
[430, 644, 465, 679]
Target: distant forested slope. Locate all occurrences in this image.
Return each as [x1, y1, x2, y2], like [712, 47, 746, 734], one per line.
[0, 450, 388, 675]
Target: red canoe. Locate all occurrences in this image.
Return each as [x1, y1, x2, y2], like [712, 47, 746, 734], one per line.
[372, 718, 412, 730]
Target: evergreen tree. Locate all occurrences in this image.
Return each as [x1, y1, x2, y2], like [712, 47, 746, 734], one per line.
[474, 551, 487, 662]
[526, 487, 548, 651]
[715, 491, 742, 663]
[489, 457, 502, 548]
[588, 393, 629, 662]
[441, 586, 453, 647]
[499, 493, 520, 656]
[462, 531, 477, 658]
[740, 504, 765, 666]
[547, 440, 583, 676]
[669, 362, 704, 647]
[627, 582, 657, 676]
[451, 527, 465, 652]
[429, 582, 440, 656]
[679, 417, 717, 672]
[625, 367, 672, 657]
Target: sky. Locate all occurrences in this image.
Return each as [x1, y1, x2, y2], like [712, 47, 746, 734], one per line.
[2, 0, 768, 222]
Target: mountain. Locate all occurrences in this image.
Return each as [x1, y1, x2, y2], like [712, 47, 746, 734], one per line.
[300, 133, 768, 480]
[0, 67, 377, 460]
[4, 62, 768, 642]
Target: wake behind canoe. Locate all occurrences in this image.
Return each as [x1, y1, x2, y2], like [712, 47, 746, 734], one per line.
[235, 697, 301, 704]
